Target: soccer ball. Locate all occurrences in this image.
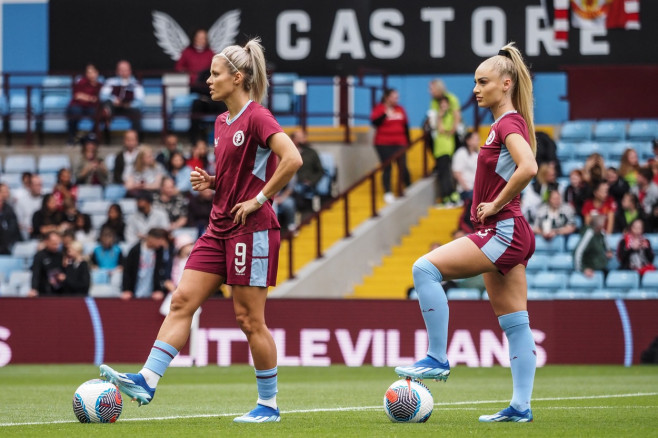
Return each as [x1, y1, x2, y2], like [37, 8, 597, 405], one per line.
[72, 379, 123, 423]
[383, 379, 433, 423]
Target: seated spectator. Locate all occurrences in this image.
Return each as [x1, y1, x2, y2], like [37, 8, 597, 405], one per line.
[101, 203, 126, 242]
[15, 175, 43, 240]
[73, 210, 96, 246]
[60, 240, 91, 296]
[531, 189, 577, 240]
[121, 227, 170, 300]
[154, 177, 189, 231]
[52, 168, 78, 211]
[112, 129, 140, 184]
[175, 28, 214, 87]
[156, 133, 183, 167]
[582, 181, 617, 235]
[66, 63, 102, 145]
[186, 139, 211, 173]
[617, 218, 655, 275]
[563, 168, 588, 219]
[167, 151, 193, 193]
[451, 131, 479, 201]
[10, 172, 32, 207]
[0, 184, 21, 254]
[125, 191, 170, 245]
[605, 166, 630, 209]
[124, 145, 167, 195]
[614, 192, 646, 234]
[100, 60, 144, 141]
[573, 213, 613, 278]
[164, 233, 195, 295]
[91, 226, 124, 271]
[582, 152, 605, 189]
[633, 167, 658, 216]
[274, 175, 297, 233]
[187, 188, 213, 236]
[531, 162, 559, 203]
[535, 130, 562, 176]
[31, 194, 66, 239]
[28, 231, 64, 297]
[618, 148, 640, 188]
[74, 135, 109, 186]
[291, 129, 324, 217]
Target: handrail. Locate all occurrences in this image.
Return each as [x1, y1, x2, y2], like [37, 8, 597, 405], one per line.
[281, 131, 429, 279]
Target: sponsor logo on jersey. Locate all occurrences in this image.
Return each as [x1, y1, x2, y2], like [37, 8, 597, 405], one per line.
[485, 130, 495, 145]
[235, 265, 246, 275]
[233, 130, 245, 146]
[214, 137, 219, 147]
[476, 228, 494, 238]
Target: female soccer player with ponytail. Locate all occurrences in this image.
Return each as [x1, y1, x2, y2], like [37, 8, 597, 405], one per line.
[395, 43, 539, 423]
[100, 38, 302, 423]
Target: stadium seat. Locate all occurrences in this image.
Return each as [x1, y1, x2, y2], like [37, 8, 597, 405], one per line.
[561, 160, 583, 177]
[534, 235, 565, 254]
[572, 141, 605, 161]
[605, 270, 640, 289]
[79, 200, 111, 216]
[626, 289, 658, 299]
[569, 271, 604, 290]
[91, 268, 110, 285]
[141, 93, 165, 133]
[103, 184, 126, 201]
[566, 233, 581, 252]
[11, 240, 39, 263]
[77, 185, 104, 203]
[171, 227, 199, 240]
[593, 120, 627, 142]
[606, 142, 632, 164]
[547, 253, 574, 271]
[526, 253, 550, 272]
[589, 289, 626, 300]
[641, 271, 658, 289]
[634, 141, 654, 162]
[627, 120, 658, 141]
[527, 289, 555, 300]
[3, 154, 36, 174]
[559, 120, 592, 142]
[0, 255, 26, 281]
[4, 270, 32, 296]
[532, 271, 568, 290]
[607, 257, 620, 271]
[0, 172, 22, 189]
[37, 154, 71, 174]
[90, 214, 107, 230]
[89, 284, 120, 298]
[104, 154, 116, 173]
[7, 88, 42, 134]
[316, 152, 337, 198]
[553, 289, 591, 299]
[646, 234, 658, 251]
[606, 233, 623, 252]
[556, 141, 576, 161]
[118, 198, 137, 215]
[446, 288, 481, 300]
[40, 173, 57, 192]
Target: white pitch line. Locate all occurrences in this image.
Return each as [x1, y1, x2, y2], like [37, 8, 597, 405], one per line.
[1, 392, 656, 427]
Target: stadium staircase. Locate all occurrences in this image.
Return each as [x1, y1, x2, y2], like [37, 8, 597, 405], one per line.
[349, 207, 462, 299]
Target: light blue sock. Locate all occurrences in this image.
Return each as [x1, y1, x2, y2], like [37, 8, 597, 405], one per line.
[412, 257, 449, 364]
[255, 367, 278, 403]
[499, 311, 536, 412]
[144, 340, 179, 377]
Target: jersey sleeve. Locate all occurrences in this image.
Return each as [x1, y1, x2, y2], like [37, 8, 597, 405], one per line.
[251, 107, 284, 149]
[498, 115, 529, 147]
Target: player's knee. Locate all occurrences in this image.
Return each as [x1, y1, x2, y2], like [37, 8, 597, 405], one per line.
[412, 257, 443, 283]
[235, 312, 264, 336]
[169, 288, 194, 315]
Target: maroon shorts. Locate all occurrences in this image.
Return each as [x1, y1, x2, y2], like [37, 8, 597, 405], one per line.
[185, 229, 280, 287]
[466, 216, 535, 275]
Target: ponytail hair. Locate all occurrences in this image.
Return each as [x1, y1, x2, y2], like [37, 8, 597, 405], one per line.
[493, 42, 536, 155]
[215, 37, 269, 104]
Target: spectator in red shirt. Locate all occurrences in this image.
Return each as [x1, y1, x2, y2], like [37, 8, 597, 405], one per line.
[370, 88, 411, 204]
[581, 181, 617, 234]
[66, 64, 102, 145]
[175, 29, 214, 87]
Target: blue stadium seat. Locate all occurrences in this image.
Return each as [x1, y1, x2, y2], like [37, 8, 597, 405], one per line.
[561, 160, 583, 177]
[4, 270, 32, 296]
[103, 184, 126, 202]
[141, 93, 164, 133]
[646, 234, 658, 251]
[633, 141, 654, 162]
[446, 288, 481, 300]
[572, 141, 606, 161]
[118, 198, 137, 215]
[566, 233, 581, 252]
[526, 253, 550, 272]
[641, 271, 658, 288]
[77, 185, 104, 203]
[316, 152, 337, 198]
[559, 121, 592, 142]
[40, 75, 73, 133]
[593, 120, 627, 142]
[626, 289, 658, 299]
[7, 88, 42, 133]
[606, 233, 623, 252]
[3, 154, 36, 174]
[588, 289, 626, 300]
[527, 289, 555, 300]
[91, 268, 110, 285]
[171, 227, 199, 240]
[79, 200, 111, 216]
[627, 120, 658, 141]
[569, 271, 604, 290]
[0, 172, 22, 189]
[0, 255, 26, 282]
[556, 141, 576, 161]
[11, 240, 39, 263]
[37, 154, 71, 174]
[40, 173, 57, 192]
[553, 289, 591, 299]
[89, 284, 121, 298]
[532, 271, 568, 290]
[104, 154, 116, 174]
[607, 257, 620, 271]
[606, 142, 632, 164]
[90, 214, 107, 230]
[605, 270, 640, 289]
[548, 252, 573, 271]
[534, 235, 565, 254]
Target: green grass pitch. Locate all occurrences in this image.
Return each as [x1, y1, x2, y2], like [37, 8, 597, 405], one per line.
[1, 364, 657, 437]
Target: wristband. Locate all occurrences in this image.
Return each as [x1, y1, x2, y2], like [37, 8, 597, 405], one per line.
[256, 190, 268, 205]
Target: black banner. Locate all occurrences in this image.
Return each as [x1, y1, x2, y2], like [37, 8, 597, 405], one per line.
[50, 0, 657, 75]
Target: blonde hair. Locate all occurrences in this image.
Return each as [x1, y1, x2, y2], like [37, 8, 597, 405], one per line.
[134, 145, 154, 173]
[618, 147, 639, 178]
[489, 42, 536, 155]
[216, 37, 268, 104]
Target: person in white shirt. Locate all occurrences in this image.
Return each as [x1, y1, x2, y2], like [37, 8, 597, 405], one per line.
[14, 175, 43, 240]
[451, 131, 480, 201]
[125, 191, 170, 246]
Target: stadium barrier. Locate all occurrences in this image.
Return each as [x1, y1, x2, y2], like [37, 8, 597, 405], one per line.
[0, 298, 655, 367]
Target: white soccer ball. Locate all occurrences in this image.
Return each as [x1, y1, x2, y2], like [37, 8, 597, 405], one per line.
[72, 379, 123, 423]
[383, 379, 434, 423]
